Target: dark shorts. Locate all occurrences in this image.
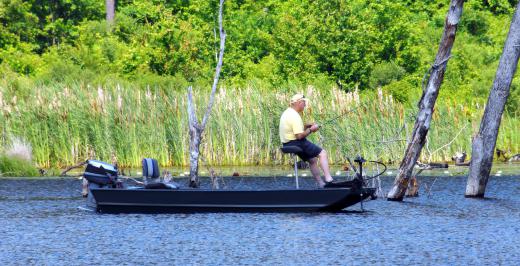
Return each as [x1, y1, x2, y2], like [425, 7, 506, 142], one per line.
[283, 139, 322, 161]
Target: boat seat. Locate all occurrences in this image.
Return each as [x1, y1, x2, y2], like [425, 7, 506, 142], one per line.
[142, 158, 160, 185]
[280, 146, 303, 189]
[280, 146, 303, 154]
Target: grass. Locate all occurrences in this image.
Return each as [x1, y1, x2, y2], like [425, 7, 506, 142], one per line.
[0, 155, 39, 177]
[0, 83, 518, 168]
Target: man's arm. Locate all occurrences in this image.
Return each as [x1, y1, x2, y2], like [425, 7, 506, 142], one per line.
[295, 128, 312, 140]
[295, 124, 319, 139]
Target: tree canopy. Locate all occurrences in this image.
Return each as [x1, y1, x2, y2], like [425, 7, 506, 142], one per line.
[0, 0, 518, 111]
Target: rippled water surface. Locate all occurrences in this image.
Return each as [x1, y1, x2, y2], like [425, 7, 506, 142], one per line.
[1, 170, 519, 265]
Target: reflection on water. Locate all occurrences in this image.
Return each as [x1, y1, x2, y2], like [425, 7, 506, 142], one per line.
[0, 168, 519, 264]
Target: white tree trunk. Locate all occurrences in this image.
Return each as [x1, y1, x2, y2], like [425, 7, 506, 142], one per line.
[187, 86, 202, 187]
[465, 2, 520, 197]
[387, 0, 465, 201]
[105, 0, 116, 24]
[187, 0, 226, 188]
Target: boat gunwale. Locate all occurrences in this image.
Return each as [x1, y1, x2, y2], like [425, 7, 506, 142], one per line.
[90, 187, 368, 193]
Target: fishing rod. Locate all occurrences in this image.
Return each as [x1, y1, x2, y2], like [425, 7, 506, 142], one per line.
[317, 106, 362, 128]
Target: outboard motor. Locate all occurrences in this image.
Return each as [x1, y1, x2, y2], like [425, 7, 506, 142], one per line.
[84, 160, 119, 186]
[83, 160, 119, 208]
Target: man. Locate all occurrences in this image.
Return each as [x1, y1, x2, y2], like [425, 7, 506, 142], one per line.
[279, 93, 335, 188]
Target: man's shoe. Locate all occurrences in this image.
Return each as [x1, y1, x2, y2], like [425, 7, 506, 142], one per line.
[323, 181, 340, 188]
[323, 180, 362, 188]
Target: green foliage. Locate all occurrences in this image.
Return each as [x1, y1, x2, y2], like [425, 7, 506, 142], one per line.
[460, 10, 489, 36]
[369, 61, 406, 89]
[0, 155, 39, 177]
[0, 0, 515, 96]
[1, 0, 520, 167]
[0, 0, 420, 89]
[0, 84, 517, 167]
[506, 80, 520, 115]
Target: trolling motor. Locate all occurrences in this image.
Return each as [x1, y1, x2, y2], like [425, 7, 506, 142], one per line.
[323, 155, 366, 189]
[353, 155, 368, 211]
[354, 155, 366, 184]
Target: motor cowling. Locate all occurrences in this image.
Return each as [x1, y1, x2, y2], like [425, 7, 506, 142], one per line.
[83, 160, 118, 185]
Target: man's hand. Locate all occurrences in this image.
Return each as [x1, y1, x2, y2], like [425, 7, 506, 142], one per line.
[309, 123, 319, 132]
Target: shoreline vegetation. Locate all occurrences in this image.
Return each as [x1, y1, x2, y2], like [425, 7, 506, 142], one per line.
[1, 1, 520, 173]
[1, 84, 518, 169]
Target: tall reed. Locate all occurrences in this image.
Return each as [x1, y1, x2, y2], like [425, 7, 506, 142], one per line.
[1, 84, 518, 168]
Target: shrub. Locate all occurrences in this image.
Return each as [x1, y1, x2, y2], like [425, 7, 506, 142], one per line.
[0, 155, 39, 177]
[369, 61, 406, 89]
[461, 11, 489, 36]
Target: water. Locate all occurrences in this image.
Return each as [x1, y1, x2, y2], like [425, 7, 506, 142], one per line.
[1, 170, 519, 265]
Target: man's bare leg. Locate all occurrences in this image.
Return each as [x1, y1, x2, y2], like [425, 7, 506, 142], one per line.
[308, 157, 325, 187]
[318, 150, 334, 182]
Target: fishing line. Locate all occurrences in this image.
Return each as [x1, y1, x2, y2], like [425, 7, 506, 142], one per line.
[316, 106, 363, 128]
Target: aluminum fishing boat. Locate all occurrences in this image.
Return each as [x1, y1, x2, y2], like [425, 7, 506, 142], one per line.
[84, 158, 378, 213]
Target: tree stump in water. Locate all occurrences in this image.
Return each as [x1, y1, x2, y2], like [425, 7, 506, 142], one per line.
[406, 176, 419, 197]
[466, 1, 520, 197]
[387, 0, 464, 201]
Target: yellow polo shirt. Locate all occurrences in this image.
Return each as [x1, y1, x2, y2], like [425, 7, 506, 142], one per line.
[279, 107, 304, 143]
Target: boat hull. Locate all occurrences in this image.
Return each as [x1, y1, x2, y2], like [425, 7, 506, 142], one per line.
[90, 187, 376, 213]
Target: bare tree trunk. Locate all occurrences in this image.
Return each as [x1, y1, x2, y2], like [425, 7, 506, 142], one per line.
[105, 0, 116, 24]
[187, 86, 202, 188]
[187, 0, 226, 188]
[465, 3, 520, 197]
[387, 0, 464, 201]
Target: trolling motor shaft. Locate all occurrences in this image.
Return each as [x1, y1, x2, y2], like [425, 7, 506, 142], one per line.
[353, 155, 367, 211]
[354, 155, 366, 181]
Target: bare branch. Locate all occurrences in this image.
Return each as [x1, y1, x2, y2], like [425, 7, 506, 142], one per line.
[60, 161, 87, 176]
[201, 0, 226, 129]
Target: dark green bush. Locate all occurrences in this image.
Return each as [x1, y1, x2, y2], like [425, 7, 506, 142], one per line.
[461, 11, 489, 36]
[369, 61, 406, 89]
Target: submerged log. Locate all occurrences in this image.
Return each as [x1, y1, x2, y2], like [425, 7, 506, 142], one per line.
[465, 2, 520, 197]
[60, 161, 87, 176]
[387, 0, 465, 201]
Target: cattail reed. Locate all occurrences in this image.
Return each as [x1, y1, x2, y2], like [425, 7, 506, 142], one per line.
[0, 84, 518, 167]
